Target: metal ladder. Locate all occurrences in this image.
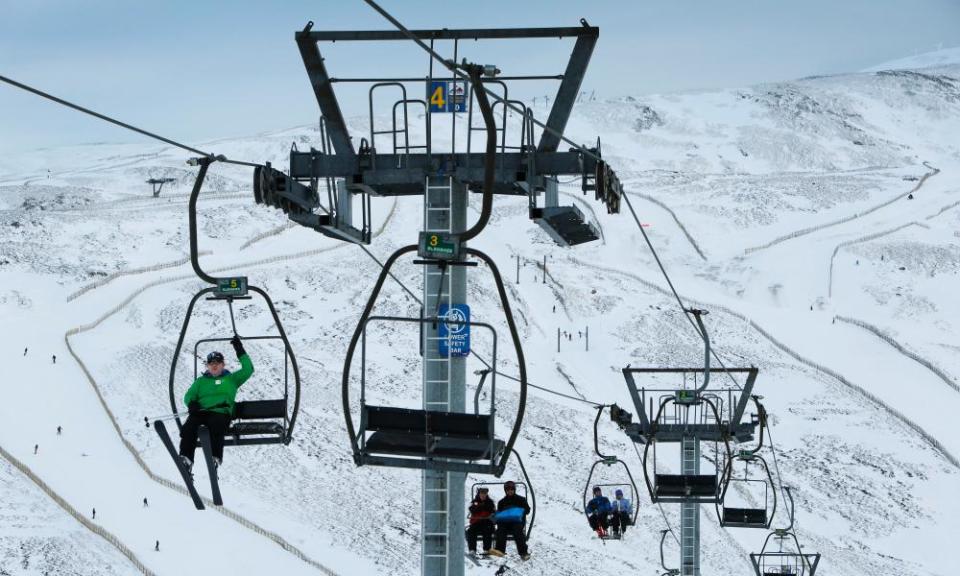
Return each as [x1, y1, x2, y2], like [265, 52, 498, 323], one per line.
[423, 175, 455, 411]
[421, 175, 456, 575]
[680, 435, 700, 576]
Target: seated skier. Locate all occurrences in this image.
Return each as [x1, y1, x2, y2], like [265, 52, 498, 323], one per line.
[609, 488, 633, 537]
[487, 481, 531, 561]
[178, 335, 253, 470]
[465, 487, 496, 555]
[586, 486, 612, 537]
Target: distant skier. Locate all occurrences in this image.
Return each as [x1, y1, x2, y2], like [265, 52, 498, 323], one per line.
[487, 481, 530, 560]
[51, 354, 56, 364]
[23, 347, 27, 356]
[177, 336, 253, 470]
[586, 486, 611, 537]
[92, 508, 96, 519]
[609, 489, 632, 537]
[465, 487, 496, 555]
[56, 426, 62, 436]
[143, 497, 149, 507]
[155, 540, 159, 552]
[33, 444, 38, 455]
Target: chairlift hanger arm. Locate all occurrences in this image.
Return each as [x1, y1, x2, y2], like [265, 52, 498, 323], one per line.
[460, 63, 496, 242]
[593, 405, 615, 460]
[686, 308, 711, 394]
[187, 158, 224, 285]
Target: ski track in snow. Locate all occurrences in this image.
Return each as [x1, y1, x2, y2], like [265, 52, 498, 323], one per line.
[744, 163, 941, 254]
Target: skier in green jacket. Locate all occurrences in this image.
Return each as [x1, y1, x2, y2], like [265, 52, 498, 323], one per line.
[178, 335, 253, 470]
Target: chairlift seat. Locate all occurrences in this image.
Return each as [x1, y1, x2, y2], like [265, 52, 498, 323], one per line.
[224, 399, 287, 445]
[362, 406, 504, 461]
[535, 206, 600, 246]
[655, 474, 718, 498]
[722, 507, 768, 527]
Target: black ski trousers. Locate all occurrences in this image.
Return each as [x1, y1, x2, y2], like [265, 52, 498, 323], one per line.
[466, 521, 494, 552]
[178, 411, 231, 462]
[610, 512, 630, 534]
[588, 513, 609, 531]
[494, 523, 528, 556]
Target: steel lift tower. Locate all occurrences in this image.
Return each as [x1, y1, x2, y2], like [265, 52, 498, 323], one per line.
[254, 18, 622, 576]
[614, 312, 761, 576]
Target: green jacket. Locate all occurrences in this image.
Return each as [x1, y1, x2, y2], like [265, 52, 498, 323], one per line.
[183, 354, 254, 416]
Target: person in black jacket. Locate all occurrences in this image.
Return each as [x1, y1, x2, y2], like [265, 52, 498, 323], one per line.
[487, 481, 531, 560]
[465, 487, 496, 554]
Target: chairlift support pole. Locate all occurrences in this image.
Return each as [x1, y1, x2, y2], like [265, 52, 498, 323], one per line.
[680, 434, 700, 575]
[421, 176, 468, 576]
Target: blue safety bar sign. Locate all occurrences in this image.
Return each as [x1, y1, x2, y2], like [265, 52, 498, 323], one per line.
[428, 80, 467, 113]
[438, 304, 470, 357]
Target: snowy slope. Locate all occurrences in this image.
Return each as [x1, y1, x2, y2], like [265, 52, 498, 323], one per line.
[1, 50, 959, 576]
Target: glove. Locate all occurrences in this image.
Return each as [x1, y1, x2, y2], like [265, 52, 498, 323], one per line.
[230, 335, 246, 358]
[188, 401, 201, 415]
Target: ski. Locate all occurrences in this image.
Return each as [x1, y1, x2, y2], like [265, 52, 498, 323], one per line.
[198, 426, 223, 506]
[153, 420, 204, 510]
[465, 552, 482, 567]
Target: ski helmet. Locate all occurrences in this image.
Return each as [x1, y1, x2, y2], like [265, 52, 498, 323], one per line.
[206, 351, 225, 364]
[615, 489, 624, 497]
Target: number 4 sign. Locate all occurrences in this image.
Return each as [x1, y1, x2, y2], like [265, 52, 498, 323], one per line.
[428, 80, 467, 113]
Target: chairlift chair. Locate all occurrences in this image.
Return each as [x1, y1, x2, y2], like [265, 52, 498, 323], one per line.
[169, 287, 301, 447]
[342, 245, 527, 476]
[166, 158, 301, 447]
[750, 488, 821, 576]
[750, 530, 821, 576]
[642, 393, 731, 504]
[717, 396, 777, 529]
[582, 406, 640, 538]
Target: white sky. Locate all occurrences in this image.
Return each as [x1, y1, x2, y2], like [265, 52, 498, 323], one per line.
[1, 0, 958, 154]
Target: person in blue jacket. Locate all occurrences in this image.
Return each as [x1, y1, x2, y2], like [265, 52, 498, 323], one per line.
[487, 481, 531, 560]
[609, 488, 632, 537]
[586, 486, 612, 537]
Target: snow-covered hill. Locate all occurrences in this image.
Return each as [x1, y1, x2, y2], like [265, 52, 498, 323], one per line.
[1, 49, 959, 576]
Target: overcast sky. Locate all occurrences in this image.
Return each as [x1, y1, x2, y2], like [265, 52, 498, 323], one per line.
[1, 0, 958, 155]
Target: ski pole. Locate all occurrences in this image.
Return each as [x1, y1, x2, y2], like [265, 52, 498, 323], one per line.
[143, 412, 182, 427]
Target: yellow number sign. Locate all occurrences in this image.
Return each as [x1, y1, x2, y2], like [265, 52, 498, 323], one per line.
[430, 86, 446, 109]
